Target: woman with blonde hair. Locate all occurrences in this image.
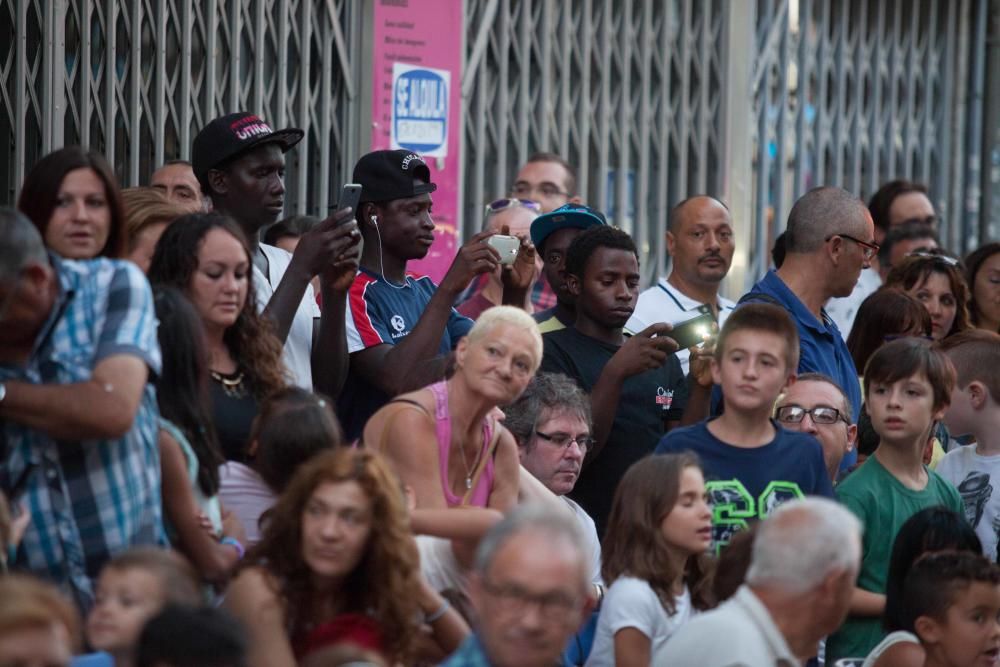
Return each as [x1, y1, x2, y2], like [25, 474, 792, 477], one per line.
[363, 305, 543, 512]
[223, 448, 468, 666]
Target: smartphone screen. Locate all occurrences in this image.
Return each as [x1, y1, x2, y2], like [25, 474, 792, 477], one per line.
[670, 312, 716, 350]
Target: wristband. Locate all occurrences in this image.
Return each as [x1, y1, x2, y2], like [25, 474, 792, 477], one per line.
[424, 598, 451, 624]
[221, 536, 245, 560]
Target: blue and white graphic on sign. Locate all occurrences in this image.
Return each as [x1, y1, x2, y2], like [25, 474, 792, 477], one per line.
[391, 63, 450, 157]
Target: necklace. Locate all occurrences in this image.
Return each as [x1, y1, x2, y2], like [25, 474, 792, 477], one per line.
[457, 438, 484, 490]
[210, 369, 247, 399]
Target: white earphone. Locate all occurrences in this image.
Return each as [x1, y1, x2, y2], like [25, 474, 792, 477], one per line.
[371, 215, 379, 226]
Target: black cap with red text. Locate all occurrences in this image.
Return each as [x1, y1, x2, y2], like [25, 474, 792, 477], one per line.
[192, 112, 304, 185]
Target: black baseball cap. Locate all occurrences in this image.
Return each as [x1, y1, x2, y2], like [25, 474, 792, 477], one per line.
[192, 112, 304, 186]
[352, 149, 438, 204]
[530, 203, 609, 249]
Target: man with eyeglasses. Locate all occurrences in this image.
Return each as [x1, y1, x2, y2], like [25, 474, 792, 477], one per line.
[441, 504, 595, 667]
[505, 373, 603, 590]
[511, 153, 583, 316]
[739, 186, 870, 473]
[827, 180, 938, 334]
[775, 373, 858, 483]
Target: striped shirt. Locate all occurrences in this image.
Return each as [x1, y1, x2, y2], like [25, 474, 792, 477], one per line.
[0, 256, 163, 610]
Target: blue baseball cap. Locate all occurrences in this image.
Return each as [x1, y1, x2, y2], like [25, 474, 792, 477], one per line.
[530, 203, 609, 249]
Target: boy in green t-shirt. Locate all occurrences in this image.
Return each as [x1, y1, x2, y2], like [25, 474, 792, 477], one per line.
[825, 338, 964, 663]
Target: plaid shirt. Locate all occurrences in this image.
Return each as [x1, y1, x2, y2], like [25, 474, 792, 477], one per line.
[0, 255, 163, 610]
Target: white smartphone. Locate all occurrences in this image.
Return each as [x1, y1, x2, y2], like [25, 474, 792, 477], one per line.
[487, 234, 520, 265]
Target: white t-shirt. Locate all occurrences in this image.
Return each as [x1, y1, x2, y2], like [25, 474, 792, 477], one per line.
[625, 278, 736, 374]
[862, 630, 919, 667]
[824, 268, 882, 337]
[254, 244, 321, 390]
[218, 462, 276, 546]
[417, 535, 468, 594]
[935, 444, 1000, 561]
[563, 495, 603, 585]
[585, 578, 693, 666]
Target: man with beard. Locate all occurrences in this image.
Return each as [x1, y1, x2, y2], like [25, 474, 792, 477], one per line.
[627, 196, 736, 374]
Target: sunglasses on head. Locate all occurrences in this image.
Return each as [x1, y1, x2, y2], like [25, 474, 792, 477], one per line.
[485, 198, 542, 215]
[904, 251, 959, 266]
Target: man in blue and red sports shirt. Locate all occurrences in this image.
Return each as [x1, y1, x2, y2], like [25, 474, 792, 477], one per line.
[339, 150, 531, 440]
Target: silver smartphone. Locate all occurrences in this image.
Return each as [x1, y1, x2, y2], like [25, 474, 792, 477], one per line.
[487, 234, 520, 265]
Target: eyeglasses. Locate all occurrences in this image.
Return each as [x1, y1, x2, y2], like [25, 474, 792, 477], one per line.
[485, 198, 542, 216]
[535, 430, 594, 453]
[480, 578, 581, 616]
[511, 182, 570, 199]
[775, 405, 849, 425]
[904, 251, 959, 266]
[827, 234, 880, 261]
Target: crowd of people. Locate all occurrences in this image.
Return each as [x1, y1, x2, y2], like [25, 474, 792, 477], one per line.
[1, 109, 1000, 667]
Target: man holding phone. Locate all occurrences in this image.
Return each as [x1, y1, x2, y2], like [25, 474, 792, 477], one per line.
[338, 149, 532, 440]
[626, 195, 736, 374]
[192, 112, 361, 396]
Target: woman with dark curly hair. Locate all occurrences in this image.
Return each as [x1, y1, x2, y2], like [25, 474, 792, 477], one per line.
[223, 448, 469, 666]
[884, 254, 972, 341]
[17, 145, 128, 259]
[965, 242, 1000, 333]
[148, 213, 286, 461]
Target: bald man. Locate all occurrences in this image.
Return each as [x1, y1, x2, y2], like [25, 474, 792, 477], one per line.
[626, 195, 736, 374]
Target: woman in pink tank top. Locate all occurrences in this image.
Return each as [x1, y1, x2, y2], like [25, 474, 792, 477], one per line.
[364, 306, 543, 512]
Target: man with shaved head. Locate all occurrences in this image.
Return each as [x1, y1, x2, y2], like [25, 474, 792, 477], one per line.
[627, 195, 736, 374]
[739, 186, 873, 471]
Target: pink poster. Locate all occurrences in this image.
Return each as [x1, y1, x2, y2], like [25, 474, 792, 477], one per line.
[370, 0, 463, 283]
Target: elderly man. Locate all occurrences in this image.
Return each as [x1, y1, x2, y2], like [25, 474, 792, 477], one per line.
[0, 209, 162, 610]
[149, 160, 206, 213]
[627, 195, 736, 374]
[775, 373, 858, 483]
[505, 373, 602, 588]
[439, 504, 595, 667]
[740, 186, 872, 470]
[661, 497, 862, 666]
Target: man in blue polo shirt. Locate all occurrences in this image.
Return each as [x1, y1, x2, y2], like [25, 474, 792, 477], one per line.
[340, 150, 532, 439]
[740, 186, 874, 469]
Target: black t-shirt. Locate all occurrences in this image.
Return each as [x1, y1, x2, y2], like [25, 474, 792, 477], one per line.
[540, 326, 688, 536]
[208, 374, 259, 463]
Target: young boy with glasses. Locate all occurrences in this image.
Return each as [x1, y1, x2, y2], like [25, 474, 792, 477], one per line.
[656, 304, 834, 554]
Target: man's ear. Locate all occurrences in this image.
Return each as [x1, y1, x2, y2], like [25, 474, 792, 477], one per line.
[710, 357, 723, 386]
[206, 168, 228, 197]
[568, 195, 583, 205]
[666, 230, 677, 258]
[565, 273, 582, 297]
[20, 262, 54, 301]
[846, 423, 858, 452]
[782, 372, 798, 393]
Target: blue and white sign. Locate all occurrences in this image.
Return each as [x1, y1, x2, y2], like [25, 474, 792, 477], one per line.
[391, 63, 450, 157]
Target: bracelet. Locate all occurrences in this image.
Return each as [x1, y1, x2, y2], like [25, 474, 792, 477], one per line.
[221, 536, 245, 560]
[424, 598, 451, 624]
